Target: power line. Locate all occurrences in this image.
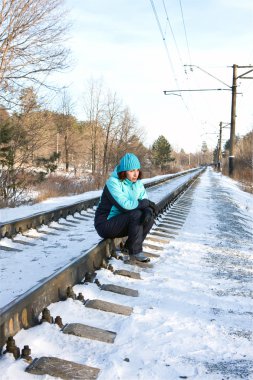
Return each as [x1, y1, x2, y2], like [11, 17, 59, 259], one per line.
[161, 1, 208, 129]
[149, 0, 202, 127]
[162, 0, 185, 69]
[179, 0, 192, 66]
[149, 0, 178, 87]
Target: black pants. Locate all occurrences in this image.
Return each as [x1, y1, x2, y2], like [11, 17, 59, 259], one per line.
[95, 209, 154, 255]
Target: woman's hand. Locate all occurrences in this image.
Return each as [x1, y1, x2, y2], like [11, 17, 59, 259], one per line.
[140, 207, 154, 226]
[148, 200, 158, 215]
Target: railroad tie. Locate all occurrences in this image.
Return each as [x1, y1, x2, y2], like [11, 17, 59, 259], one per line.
[166, 212, 186, 219]
[12, 239, 36, 246]
[37, 229, 59, 236]
[65, 219, 81, 224]
[80, 213, 94, 219]
[150, 229, 175, 238]
[73, 216, 91, 221]
[145, 234, 170, 244]
[157, 223, 180, 230]
[73, 215, 87, 220]
[85, 299, 133, 316]
[164, 213, 185, 220]
[173, 207, 191, 212]
[142, 242, 164, 251]
[113, 269, 141, 279]
[125, 259, 153, 268]
[62, 323, 116, 343]
[153, 226, 179, 235]
[22, 232, 47, 240]
[58, 222, 79, 227]
[159, 218, 183, 226]
[142, 250, 160, 258]
[101, 283, 138, 297]
[162, 216, 185, 225]
[47, 226, 69, 232]
[0, 245, 23, 252]
[26, 356, 100, 380]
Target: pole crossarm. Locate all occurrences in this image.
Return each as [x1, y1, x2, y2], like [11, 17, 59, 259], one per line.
[163, 63, 252, 176]
[229, 64, 252, 175]
[220, 122, 230, 128]
[184, 64, 231, 88]
[237, 68, 253, 79]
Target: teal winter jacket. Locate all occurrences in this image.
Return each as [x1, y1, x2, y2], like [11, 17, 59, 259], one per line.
[94, 168, 149, 226]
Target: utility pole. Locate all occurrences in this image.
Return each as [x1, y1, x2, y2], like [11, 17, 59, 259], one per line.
[164, 63, 253, 175]
[229, 64, 237, 175]
[217, 121, 230, 172]
[218, 122, 222, 171]
[229, 64, 253, 176]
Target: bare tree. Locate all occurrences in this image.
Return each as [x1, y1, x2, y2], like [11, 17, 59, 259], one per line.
[0, 0, 70, 104]
[101, 91, 122, 175]
[55, 90, 78, 172]
[114, 107, 141, 160]
[83, 78, 104, 175]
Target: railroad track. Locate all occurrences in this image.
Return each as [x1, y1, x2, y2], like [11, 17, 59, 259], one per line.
[0, 168, 204, 379]
[0, 168, 200, 240]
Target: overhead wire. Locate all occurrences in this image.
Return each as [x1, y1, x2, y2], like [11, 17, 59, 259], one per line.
[162, 0, 203, 127]
[162, 0, 185, 69]
[178, 1, 224, 138]
[178, 0, 192, 66]
[176, 0, 212, 130]
[179, 2, 234, 139]
[162, 0, 203, 126]
[149, 0, 197, 118]
[149, 0, 222, 149]
[149, 0, 179, 89]
[176, 0, 208, 130]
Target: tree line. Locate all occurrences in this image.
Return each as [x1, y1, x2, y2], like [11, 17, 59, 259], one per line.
[213, 131, 253, 190]
[0, 82, 188, 205]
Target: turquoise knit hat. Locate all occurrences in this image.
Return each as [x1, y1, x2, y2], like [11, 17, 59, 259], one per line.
[117, 153, 141, 173]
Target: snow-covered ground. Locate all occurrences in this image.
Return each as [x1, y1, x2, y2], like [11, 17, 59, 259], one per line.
[0, 169, 197, 223]
[0, 168, 253, 379]
[0, 170, 200, 308]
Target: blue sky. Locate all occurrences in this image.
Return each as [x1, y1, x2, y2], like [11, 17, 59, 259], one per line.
[52, 0, 253, 152]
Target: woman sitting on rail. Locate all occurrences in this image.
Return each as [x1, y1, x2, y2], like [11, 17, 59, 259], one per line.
[94, 153, 157, 262]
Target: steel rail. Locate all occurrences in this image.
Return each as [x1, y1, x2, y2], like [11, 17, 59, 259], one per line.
[0, 168, 204, 349]
[0, 168, 200, 239]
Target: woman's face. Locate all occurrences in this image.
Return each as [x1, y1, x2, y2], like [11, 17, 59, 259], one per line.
[126, 169, 139, 182]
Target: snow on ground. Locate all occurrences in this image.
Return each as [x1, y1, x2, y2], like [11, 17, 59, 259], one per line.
[0, 168, 253, 379]
[0, 170, 200, 308]
[0, 169, 197, 223]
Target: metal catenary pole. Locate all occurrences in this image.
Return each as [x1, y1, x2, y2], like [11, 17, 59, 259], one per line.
[229, 64, 253, 176]
[229, 64, 237, 175]
[218, 122, 222, 171]
[164, 64, 252, 176]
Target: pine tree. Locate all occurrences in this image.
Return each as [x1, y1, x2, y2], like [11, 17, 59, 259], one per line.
[151, 135, 174, 171]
